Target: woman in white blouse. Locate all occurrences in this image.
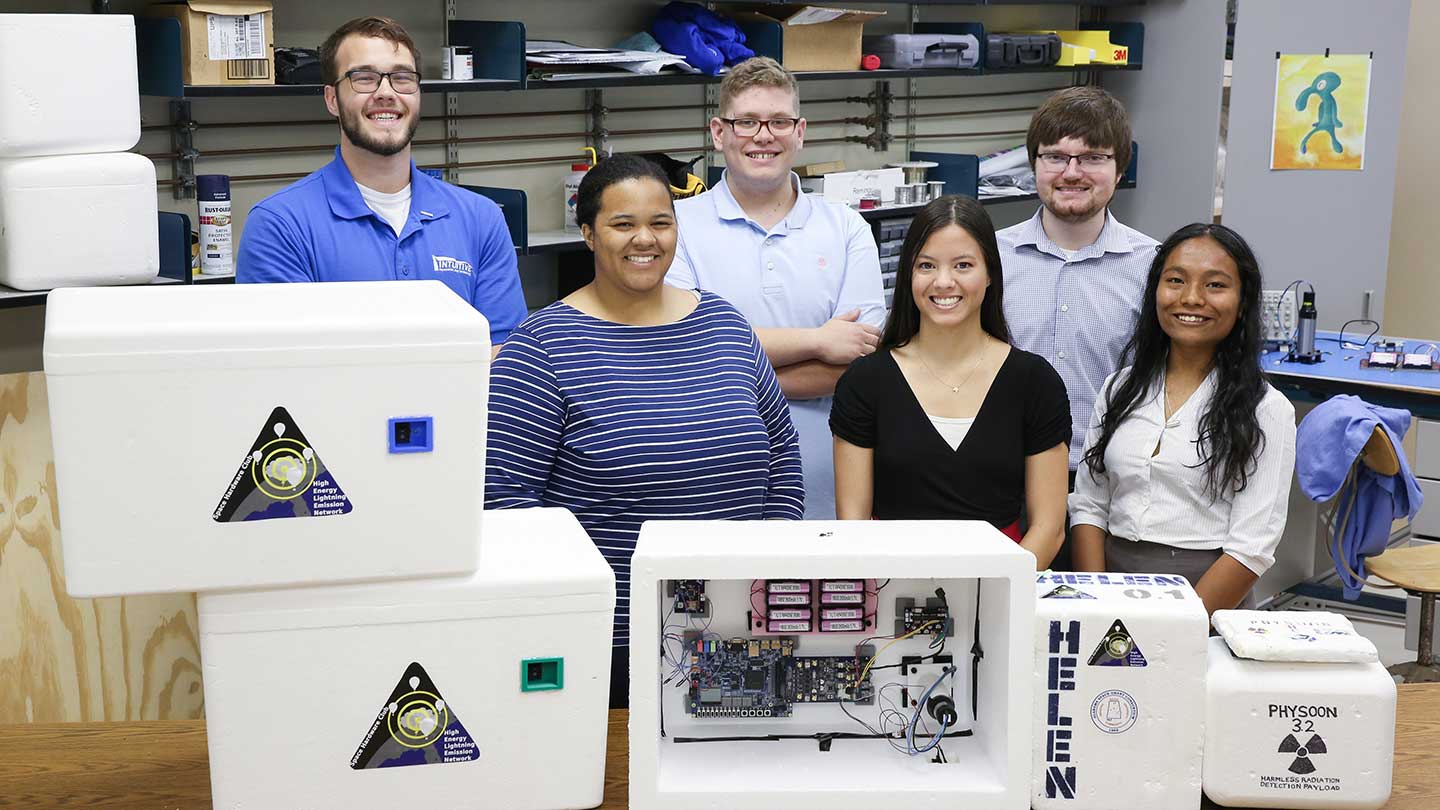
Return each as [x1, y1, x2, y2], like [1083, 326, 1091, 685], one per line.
[1069, 223, 1296, 614]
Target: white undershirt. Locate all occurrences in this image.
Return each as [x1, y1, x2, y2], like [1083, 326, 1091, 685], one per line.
[927, 414, 976, 451]
[356, 181, 412, 235]
[1058, 246, 1079, 261]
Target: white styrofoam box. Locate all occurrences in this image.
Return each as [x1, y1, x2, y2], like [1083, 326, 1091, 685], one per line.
[44, 281, 490, 597]
[1413, 418, 1440, 480]
[1204, 635, 1396, 809]
[0, 152, 158, 290]
[199, 508, 615, 810]
[0, 14, 140, 157]
[1032, 571, 1209, 810]
[1212, 610, 1379, 663]
[630, 520, 1036, 810]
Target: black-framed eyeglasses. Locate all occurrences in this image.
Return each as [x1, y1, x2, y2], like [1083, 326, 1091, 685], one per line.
[1036, 152, 1115, 171]
[719, 117, 800, 137]
[337, 69, 421, 94]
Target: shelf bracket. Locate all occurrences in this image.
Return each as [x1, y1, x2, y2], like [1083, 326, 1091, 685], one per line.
[906, 3, 918, 155]
[169, 99, 197, 200]
[586, 89, 608, 156]
[443, 0, 460, 183]
[866, 80, 894, 153]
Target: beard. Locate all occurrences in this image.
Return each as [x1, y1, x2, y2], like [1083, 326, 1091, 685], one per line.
[1040, 189, 1109, 224]
[339, 105, 419, 157]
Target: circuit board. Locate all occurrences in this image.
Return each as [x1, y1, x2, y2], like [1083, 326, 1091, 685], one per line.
[894, 596, 953, 637]
[685, 636, 874, 718]
[669, 579, 709, 615]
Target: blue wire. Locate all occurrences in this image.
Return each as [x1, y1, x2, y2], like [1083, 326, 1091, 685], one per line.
[906, 666, 954, 755]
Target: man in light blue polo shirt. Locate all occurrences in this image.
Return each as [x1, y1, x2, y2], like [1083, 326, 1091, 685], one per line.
[668, 57, 885, 519]
[997, 86, 1158, 569]
[236, 16, 525, 347]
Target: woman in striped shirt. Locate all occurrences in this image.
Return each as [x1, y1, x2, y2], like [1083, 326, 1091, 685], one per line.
[484, 154, 804, 708]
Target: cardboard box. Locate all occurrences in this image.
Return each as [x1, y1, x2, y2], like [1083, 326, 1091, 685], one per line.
[731, 5, 885, 72]
[148, 1, 274, 86]
[797, 160, 846, 177]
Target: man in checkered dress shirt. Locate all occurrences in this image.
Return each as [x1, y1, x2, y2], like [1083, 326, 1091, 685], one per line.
[997, 87, 1159, 566]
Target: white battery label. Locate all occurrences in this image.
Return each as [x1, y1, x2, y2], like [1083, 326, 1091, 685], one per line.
[821, 620, 864, 632]
[767, 580, 811, 593]
[767, 621, 812, 633]
[821, 607, 863, 620]
[768, 593, 810, 605]
[767, 608, 811, 620]
[821, 592, 863, 604]
[821, 580, 863, 592]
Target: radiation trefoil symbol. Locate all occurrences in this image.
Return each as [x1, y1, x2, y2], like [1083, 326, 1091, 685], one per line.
[1278, 733, 1327, 774]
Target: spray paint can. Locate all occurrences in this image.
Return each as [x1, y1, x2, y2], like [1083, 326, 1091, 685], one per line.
[563, 163, 589, 232]
[197, 174, 233, 276]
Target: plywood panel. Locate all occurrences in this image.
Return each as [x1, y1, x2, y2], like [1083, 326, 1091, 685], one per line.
[0, 372, 203, 723]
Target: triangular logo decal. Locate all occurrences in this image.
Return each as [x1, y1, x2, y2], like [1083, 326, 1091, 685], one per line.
[1087, 618, 1149, 667]
[212, 406, 352, 522]
[350, 662, 480, 769]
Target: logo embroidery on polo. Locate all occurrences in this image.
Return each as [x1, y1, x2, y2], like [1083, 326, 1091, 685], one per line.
[817, 255, 829, 269]
[432, 256, 474, 276]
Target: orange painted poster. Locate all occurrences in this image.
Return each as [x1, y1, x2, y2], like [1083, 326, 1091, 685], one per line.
[1271, 53, 1371, 171]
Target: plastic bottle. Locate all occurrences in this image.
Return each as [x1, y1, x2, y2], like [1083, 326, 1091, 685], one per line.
[563, 163, 588, 232]
[196, 174, 233, 276]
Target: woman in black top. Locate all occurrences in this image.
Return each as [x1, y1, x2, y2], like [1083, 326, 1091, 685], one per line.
[830, 196, 1071, 568]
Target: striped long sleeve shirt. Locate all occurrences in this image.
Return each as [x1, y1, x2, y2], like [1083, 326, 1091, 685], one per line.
[485, 291, 804, 645]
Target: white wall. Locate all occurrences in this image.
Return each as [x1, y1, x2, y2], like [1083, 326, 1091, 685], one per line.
[1382, 0, 1440, 340]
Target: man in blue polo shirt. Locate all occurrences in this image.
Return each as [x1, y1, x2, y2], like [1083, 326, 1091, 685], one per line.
[668, 57, 885, 519]
[236, 16, 525, 348]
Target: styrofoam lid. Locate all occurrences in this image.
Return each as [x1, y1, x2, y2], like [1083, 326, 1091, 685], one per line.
[1212, 609, 1380, 663]
[199, 508, 615, 635]
[0, 152, 153, 188]
[44, 281, 491, 374]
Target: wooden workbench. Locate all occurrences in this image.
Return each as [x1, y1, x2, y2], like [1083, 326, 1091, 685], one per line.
[2, 685, 1437, 809]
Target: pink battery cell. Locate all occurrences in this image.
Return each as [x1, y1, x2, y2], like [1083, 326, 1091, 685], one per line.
[820, 620, 864, 632]
[751, 579, 877, 635]
[767, 620, 813, 633]
[766, 580, 811, 593]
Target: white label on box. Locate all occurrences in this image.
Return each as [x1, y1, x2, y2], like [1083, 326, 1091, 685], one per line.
[207, 13, 267, 61]
[787, 7, 845, 25]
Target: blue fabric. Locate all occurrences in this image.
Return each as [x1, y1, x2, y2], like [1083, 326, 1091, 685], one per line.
[235, 148, 527, 343]
[650, 1, 754, 76]
[1296, 394, 1424, 599]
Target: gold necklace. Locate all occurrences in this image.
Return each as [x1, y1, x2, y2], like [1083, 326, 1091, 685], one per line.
[915, 339, 988, 394]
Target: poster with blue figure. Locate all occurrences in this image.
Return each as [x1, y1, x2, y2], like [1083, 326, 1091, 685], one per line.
[1271, 53, 1371, 171]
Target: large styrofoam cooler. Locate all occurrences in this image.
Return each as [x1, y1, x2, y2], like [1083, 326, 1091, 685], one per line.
[630, 520, 1036, 810]
[0, 14, 141, 157]
[44, 281, 490, 597]
[199, 507, 615, 810]
[1205, 635, 1396, 809]
[1031, 572, 1208, 810]
[0, 152, 158, 290]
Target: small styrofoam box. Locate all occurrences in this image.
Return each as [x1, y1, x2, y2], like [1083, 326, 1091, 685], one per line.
[1204, 635, 1396, 809]
[0, 14, 140, 157]
[1032, 572, 1209, 810]
[630, 520, 1036, 810]
[44, 281, 490, 597]
[199, 508, 615, 810]
[0, 152, 158, 290]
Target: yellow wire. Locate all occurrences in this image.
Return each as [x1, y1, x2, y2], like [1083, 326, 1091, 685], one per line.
[858, 620, 938, 686]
